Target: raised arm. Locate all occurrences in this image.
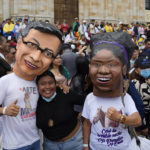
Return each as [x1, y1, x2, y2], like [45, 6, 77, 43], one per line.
[107, 107, 142, 127]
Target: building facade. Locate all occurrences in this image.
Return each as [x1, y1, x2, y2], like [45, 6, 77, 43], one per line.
[0, 0, 149, 25]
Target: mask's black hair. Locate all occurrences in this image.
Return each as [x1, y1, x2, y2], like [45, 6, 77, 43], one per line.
[90, 32, 135, 66]
[21, 21, 62, 41]
[21, 21, 62, 55]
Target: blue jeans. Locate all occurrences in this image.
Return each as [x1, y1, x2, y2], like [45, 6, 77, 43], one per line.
[3, 140, 40, 150]
[43, 124, 83, 150]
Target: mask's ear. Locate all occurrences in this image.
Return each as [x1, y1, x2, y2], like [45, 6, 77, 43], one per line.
[122, 65, 127, 76]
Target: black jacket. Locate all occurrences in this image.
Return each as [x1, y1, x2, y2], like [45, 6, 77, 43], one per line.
[0, 56, 11, 77]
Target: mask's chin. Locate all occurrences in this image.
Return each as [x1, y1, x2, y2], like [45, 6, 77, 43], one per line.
[93, 86, 122, 98]
[13, 63, 36, 81]
[94, 89, 112, 94]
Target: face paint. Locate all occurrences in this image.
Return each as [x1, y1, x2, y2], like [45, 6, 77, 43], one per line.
[140, 68, 150, 79]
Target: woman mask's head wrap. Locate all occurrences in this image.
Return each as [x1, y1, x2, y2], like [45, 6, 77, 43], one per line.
[90, 32, 135, 72]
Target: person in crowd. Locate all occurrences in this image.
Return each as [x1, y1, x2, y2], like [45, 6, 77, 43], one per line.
[137, 34, 146, 50]
[64, 27, 75, 44]
[146, 25, 150, 39]
[0, 35, 11, 77]
[74, 44, 87, 57]
[80, 20, 87, 35]
[0, 55, 11, 78]
[104, 22, 113, 32]
[131, 55, 150, 137]
[144, 76, 150, 137]
[0, 36, 7, 60]
[129, 53, 148, 81]
[0, 22, 3, 35]
[94, 21, 100, 34]
[14, 19, 22, 41]
[113, 24, 117, 32]
[117, 21, 123, 32]
[61, 43, 78, 80]
[5, 45, 16, 69]
[70, 56, 89, 96]
[127, 80, 146, 136]
[133, 22, 139, 38]
[3, 18, 15, 40]
[99, 21, 105, 32]
[50, 54, 70, 92]
[88, 19, 96, 35]
[82, 32, 150, 150]
[61, 20, 69, 42]
[0, 21, 62, 150]
[123, 24, 132, 35]
[132, 35, 138, 46]
[85, 26, 91, 45]
[144, 38, 150, 50]
[36, 70, 85, 150]
[141, 38, 150, 57]
[55, 20, 61, 31]
[80, 34, 87, 47]
[72, 17, 80, 36]
[60, 19, 69, 34]
[138, 24, 145, 37]
[129, 46, 140, 71]
[21, 18, 29, 30]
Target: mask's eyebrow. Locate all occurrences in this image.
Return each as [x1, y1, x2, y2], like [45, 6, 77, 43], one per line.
[92, 58, 116, 63]
[31, 38, 40, 46]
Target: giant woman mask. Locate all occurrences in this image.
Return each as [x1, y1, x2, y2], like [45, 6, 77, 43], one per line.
[89, 32, 135, 97]
[13, 21, 62, 81]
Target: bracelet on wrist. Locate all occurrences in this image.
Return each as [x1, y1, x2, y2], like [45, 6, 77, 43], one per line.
[119, 114, 126, 124]
[2, 106, 7, 115]
[83, 144, 88, 147]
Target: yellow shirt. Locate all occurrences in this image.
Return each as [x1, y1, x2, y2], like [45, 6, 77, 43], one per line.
[105, 25, 113, 32]
[138, 37, 144, 46]
[3, 23, 15, 33]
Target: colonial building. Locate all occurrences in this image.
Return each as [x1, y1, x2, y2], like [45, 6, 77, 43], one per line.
[0, 0, 150, 25]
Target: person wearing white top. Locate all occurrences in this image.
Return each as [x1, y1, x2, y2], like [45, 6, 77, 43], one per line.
[0, 21, 62, 150]
[82, 32, 150, 150]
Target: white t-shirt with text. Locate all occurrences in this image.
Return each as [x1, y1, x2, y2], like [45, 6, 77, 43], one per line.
[0, 73, 40, 149]
[82, 93, 138, 150]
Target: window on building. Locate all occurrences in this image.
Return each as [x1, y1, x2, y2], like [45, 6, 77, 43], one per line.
[146, 0, 150, 10]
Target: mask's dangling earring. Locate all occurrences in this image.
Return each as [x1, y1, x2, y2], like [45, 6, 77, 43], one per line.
[121, 75, 140, 147]
[123, 77, 129, 96]
[121, 75, 129, 107]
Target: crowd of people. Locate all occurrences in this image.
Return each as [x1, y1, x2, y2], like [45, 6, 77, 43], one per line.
[0, 16, 150, 150]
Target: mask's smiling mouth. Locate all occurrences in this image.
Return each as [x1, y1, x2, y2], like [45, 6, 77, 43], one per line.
[25, 60, 39, 69]
[98, 77, 111, 82]
[97, 75, 112, 84]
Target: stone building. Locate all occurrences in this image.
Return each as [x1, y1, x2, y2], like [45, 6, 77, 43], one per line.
[0, 0, 150, 25]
